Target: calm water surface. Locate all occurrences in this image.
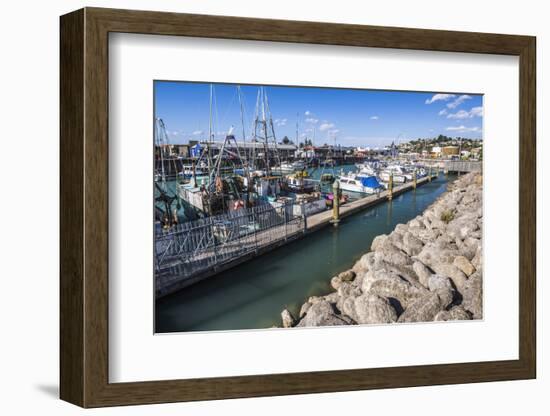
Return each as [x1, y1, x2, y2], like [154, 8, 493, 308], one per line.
[156, 173, 453, 333]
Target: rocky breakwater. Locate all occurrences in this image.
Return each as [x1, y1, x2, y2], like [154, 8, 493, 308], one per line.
[280, 173, 483, 328]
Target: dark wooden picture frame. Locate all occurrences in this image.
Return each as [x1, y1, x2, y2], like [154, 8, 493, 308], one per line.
[60, 7, 536, 408]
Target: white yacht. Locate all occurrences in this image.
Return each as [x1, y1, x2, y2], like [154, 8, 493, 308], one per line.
[338, 173, 382, 194]
[276, 160, 306, 174]
[379, 165, 408, 183]
[356, 162, 379, 176]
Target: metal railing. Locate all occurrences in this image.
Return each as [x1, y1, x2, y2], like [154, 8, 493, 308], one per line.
[155, 202, 305, 294]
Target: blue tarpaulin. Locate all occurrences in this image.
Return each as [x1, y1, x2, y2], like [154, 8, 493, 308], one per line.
[190, 143, 203, 158]
[358, 175, 381, 189]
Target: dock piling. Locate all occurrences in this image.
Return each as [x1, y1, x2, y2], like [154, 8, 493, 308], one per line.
[413, 171, 417, 189]
[330, 180, 341, 226]
[388, 174, 393, 200]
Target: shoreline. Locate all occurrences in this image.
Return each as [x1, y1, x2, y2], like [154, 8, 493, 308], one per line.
[281, 172, 483, 328]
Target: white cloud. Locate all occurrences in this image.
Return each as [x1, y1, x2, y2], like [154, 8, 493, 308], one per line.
[305, 110, 313, 116]
[328, 129, 340, 135]
[370, 116, 379, 120]
[447, 110, 470, 119]
[438, 109, 448, 116]
[319, 122, 335, 131]
[425, 94, 456, 104]
[469, 106, 484, 117]
[305, 117, 319, 124]
[274, 118, 287, 127]
[445, 125, 481, 133]
[446, 94, 472, 109]
[447, 106, 484, 119]
[192, 130, 203, 136]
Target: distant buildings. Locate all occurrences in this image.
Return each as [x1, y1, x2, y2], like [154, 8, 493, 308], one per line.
[155, 135, 482, 162]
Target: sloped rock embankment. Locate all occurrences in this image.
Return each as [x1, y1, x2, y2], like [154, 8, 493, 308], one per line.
[280, 173, 483, 328]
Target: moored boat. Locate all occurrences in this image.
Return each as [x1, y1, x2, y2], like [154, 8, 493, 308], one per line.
[338, 173, 382, 194]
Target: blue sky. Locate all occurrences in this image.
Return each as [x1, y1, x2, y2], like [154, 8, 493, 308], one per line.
[154, 81, 483, 147]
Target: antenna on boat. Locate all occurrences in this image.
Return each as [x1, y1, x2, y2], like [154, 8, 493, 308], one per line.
[252, 87, 282, 177]
[265, 88, 283, 176]
[155, 117, 169, 192]
[237, 86, 246, 143]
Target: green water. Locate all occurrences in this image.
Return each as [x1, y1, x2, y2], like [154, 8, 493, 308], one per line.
[155, 173, 452, 333]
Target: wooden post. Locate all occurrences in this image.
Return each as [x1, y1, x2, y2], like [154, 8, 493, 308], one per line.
[330, 180, 340, 226]
[428, 166, 432, 182]
[388, 174, 393, 200]
[413, 171, 417, 189]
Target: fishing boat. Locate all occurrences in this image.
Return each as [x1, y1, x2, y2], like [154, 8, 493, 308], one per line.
[284, 171, 317, 193]
[320, 173, 336, 184]
[338, 173, 382, 194]
[178, 164, 207, 178]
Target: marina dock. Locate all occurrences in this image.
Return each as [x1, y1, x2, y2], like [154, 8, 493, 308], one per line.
[155, 174, 436, 298]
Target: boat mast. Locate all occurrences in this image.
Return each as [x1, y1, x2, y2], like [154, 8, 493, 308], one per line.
[261, 88, 270, 175]
[237, 86, 248, 169]
[263, 88, 282, 175]
[251, 89, 261, 171]
[207, 84, 214, 180]
[155, 118, 168, 192]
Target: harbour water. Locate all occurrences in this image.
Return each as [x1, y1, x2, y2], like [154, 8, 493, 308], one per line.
[155, 173, 453, 333]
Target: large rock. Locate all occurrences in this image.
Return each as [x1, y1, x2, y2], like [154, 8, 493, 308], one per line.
[453, 255, 475, 276]
[324, 291, 340, 304]
[373, 240, 411, 267]
[331, 275, 343, 290]
[281, 309, 296, 328]
[402, 231, 424, 256]
[471, 247, 483, 271]
[434, 306, 472, 321]
[296, 300, 352, 327]
[397, 292, 444, 323]
[412, 261, 433, 288]
[353, 252, 375, 272]
[462, 271, 483, 319]
[417, 243, 468, 292]
[408, 216, 425, 229]
[371, 234, 388, 251]
[436, 263, 468, 293]
[427, 274, 455, 308]
[353, 294, 397, 324]
[447, 216, 479, 240]
[417, 243, 457, 269]
[338, 270, 356, 282]
[337, 282, 362, 299]
[368, 272, 428, 309]
[299, 302, 311, 318]
[456, 238, 478, 260]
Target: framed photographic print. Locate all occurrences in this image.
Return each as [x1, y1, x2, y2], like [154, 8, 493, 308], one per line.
[60, 7, 536, 408]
